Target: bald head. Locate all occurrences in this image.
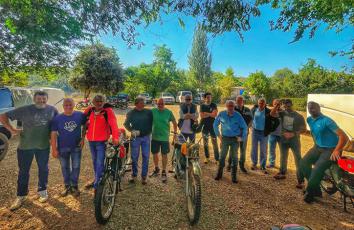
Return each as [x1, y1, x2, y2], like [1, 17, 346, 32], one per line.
[157, 98, 165, 110]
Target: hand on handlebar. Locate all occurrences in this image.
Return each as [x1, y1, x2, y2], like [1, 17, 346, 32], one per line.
[112, 139, 120, 146]
[330, 149, 341, 161]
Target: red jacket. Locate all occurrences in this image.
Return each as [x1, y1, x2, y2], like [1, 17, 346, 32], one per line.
[84, 106, 119, 142]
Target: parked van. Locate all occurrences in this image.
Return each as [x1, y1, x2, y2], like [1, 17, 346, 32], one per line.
[176, 91, 192, 103]
[307, 94, 354, 152]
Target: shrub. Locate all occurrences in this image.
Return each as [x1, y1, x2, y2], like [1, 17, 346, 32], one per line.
[284, 97, 307, 111]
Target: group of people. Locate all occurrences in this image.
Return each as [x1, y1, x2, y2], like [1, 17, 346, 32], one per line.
[0, 90, 348, 212]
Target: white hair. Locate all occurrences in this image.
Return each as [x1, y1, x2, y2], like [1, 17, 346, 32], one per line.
[225, 100, 235, 106]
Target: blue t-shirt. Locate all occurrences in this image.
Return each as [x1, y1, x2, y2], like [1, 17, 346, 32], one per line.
[307, 114, 339, 148]
[51, 111, 85, 151]
[252, 108, 265, 131]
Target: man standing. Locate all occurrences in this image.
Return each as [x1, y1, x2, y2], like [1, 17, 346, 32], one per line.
[0, 91, 58, 211]
[51, 98, 86, 197]
[267, 99, 282, 168]
[124, 97, 153, 185]
[178, 94, 199, 142]
[250, 98, 279, 174]
[300, 102, 348, 203]
[227, 95, 252, 173]
[149, 98, 177, 182]
[199, 92, 219, 164]
[272, 99, 306, 188]
[84, 95, 120, 191]
[213, 100, 248, 183]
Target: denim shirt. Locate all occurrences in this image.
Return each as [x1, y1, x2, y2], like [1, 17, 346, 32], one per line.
[213, 110, 248, 140]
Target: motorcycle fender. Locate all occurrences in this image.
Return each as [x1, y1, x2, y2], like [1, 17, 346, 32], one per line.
[191, 161, 202, 176]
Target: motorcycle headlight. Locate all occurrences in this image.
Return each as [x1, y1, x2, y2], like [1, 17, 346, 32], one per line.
[106, 146, 116, 158]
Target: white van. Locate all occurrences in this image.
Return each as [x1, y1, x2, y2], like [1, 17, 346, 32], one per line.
[176, 91, 192, 103]
[307, 94, 354, 152]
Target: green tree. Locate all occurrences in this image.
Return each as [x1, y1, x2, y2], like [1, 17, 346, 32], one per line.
[188, 24, 212, 89]
[270, 68, 296, 97]
[70, 43, 123, 97]
[244, 71, 271, 99]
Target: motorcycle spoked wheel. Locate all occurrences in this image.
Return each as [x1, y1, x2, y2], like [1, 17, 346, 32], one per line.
[186, 164, 201, 226]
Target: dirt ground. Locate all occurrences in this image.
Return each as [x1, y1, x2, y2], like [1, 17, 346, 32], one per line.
[0, 105, 353, 230]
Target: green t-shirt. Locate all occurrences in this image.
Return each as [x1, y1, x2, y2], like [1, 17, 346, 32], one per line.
[152, 108, 175, 141]
[6, 104, 58, 150]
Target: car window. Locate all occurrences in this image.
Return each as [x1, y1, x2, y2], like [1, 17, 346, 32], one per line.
[182, 91, 191, 96]
[0, 89, 14, 109]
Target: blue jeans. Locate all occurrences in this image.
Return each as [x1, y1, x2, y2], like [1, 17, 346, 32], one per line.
[220, 137, 239, 168]
[17, 148, 49, 196]
[251, 129, 268, 168]
[131, 135, 151, 177]
[268, 134, 281, 166]
[59, 147, 82, 187]
[182, 133, 195, 143]
[89, 142, 106, 189]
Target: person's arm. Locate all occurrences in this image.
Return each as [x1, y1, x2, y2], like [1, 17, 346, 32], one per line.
[213, 114, 221, 141]
[123, 111, 133, 131]
[239, 114, 248, 141]
[50, 131, 59, 158]
[193, 107, 199, 120]
[0, 112, 22, 135]
[210, 104, 218, 118]
[107, 108, 120, 145]
[297, 114, 307, 135]
[330, 128, 349, 161]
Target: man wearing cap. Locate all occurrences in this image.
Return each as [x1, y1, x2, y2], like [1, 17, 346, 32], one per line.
[213, 100, 248, 183]
[271, 99, 306, 189]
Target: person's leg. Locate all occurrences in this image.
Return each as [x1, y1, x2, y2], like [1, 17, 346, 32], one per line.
[130, 138, 141, 177]
[161, 141, 170, 172]
[250, 130, 259, 167]
[150, 140, 160, 176]
[202, 130, 210, 159]
[290, 138, 304, 184]
[93, 142, 106, 189]
[190, 133, 196, 143]
[268, 135, 277, 167]
[210, 133, 219, 161]
[239, 134, 248, 167]
[17, 149, 35, 196]
[215, 137, 229, 180]
[141, 135, 151, 179]
[279, 142, 290, 175]
[58, 150, 71, 187]
[230, 141, 239, 183]
[35, 148, 50, 193]
[259, 135, 268, 169]
[299, 146, 320, 181]
[306, 148, 333, 194]
[70, 147, 82, 188]
[89, 142, 97, 177]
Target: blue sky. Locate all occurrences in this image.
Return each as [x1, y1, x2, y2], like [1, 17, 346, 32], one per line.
[100, 6, 353, 77]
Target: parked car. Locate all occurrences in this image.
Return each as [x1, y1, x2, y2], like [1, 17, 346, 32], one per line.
[160, 92, 175, 104]
[138, 93, 153, 104]
[176, 91, 192, 103]
[193, 92, 205, 105]
[0, 87, 14, 161]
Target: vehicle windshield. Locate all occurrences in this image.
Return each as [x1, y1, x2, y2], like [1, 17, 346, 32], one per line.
[139, 93, 149, 97]
[162, 93, 173, 97]
[0, 88, 14, 109]
[182, 91, 192, 96]
[117, 94, 127, 98]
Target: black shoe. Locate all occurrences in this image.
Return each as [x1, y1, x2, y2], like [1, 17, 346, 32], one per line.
[251, 165, 257, 170]
[60, 185, 71, 197]
[161, 171, 167, 183]
[231, 166, 238, 183]
[84, 180, 95, 190]
[149, 168, 160, 177]
[239, 165, 248, 174]
[304, 192, 315, 203]
[215, 167, 223, 180]
[261, 167, 268, 174]
[71, 186, 80, 197]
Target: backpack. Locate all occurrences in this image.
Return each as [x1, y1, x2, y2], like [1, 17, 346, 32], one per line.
[85, 103, 113, 132]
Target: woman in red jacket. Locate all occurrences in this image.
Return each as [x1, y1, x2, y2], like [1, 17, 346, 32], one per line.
[84, 95, 119, 190]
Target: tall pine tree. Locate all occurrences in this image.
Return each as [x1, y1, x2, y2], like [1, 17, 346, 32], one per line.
[188, 24, 212, 90]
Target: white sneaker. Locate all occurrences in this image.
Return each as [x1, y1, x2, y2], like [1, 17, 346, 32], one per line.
[38, 190, 48, 203]
[9, 196, 26, 211]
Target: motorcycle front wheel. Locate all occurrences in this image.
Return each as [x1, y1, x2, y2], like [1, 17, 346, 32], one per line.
[186, 164, 201, 225]
[94, 173, 117, 225]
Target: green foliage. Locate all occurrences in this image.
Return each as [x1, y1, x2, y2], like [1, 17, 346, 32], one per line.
[70, 43, 123, 97]
[284, 98, 308, 111]
[244, 71, 271, 100]
[188, 24, 212, 90]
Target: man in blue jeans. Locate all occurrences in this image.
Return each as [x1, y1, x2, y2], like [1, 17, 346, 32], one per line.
[51, 98, 86, 197]
[0, 91, 58, 211]
[250, 98, 279, 174]
[213, 100, 247, 183]
[267, 99, 282, 168]
[124, 97, 153, 185]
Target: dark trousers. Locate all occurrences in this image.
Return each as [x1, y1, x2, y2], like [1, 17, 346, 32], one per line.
[17, 148, 50, 196]
[300, 146, 334, 193]
[280, 136, 304, 183]
[202, 128, 219, 160]
[182, 133, 195, 143]
[228, 136, 248, 167]
[220, 137, 239, 168]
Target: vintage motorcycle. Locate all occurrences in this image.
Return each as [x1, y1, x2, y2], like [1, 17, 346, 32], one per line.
[171, 131, 203, 225]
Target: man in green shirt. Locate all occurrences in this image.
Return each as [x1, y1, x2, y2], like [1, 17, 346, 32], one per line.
[149, 98, 177, 183]
[0, 91, 58, 211]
